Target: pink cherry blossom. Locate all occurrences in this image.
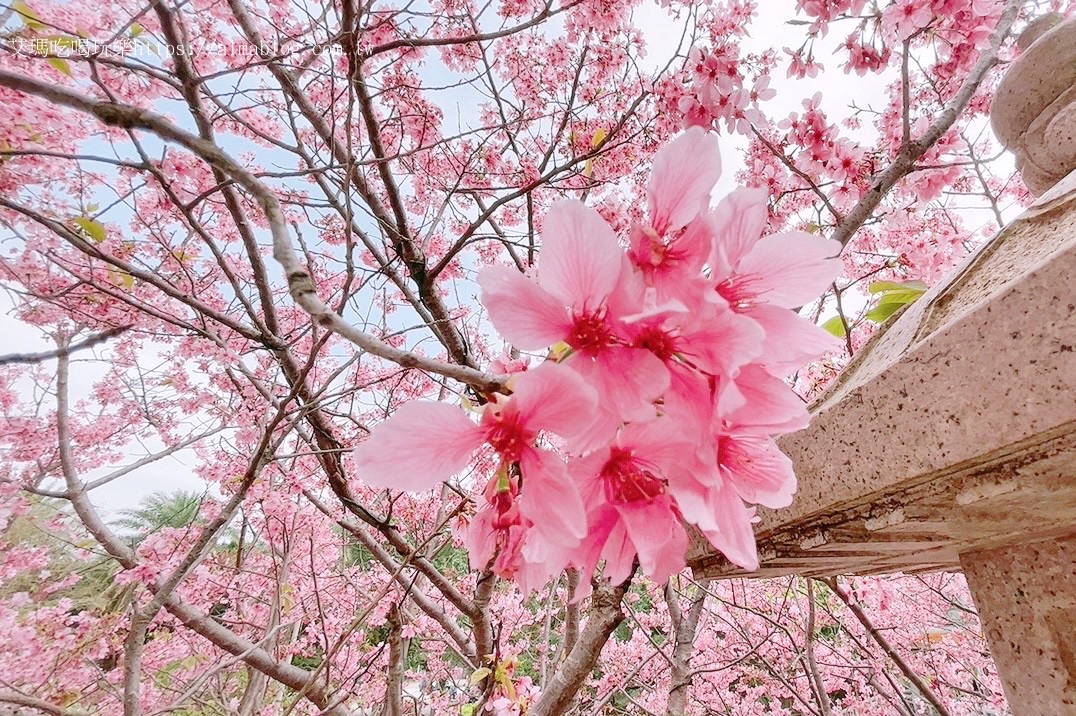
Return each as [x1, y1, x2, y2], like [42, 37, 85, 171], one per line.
[479, 201, 670, 430]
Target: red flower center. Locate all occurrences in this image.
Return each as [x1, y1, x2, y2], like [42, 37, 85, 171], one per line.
[601, 448, 665, 503]
[716, 274, 762, 312]
[483, 411, 531, 462]
[568, 310, 613, 355]
[634, 325, 677, 363]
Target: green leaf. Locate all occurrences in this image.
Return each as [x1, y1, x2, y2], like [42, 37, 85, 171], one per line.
[865, 301, 904, 323]
[865, 279, 928, 324]
[73, 216, 106, 243]
[45, 57, 72, 76]
[876, 288, 926, 307]
[820, 316, 846, 338]
[13, 0, 46, 31]
[868, 279, 928, 295]
[468, 667, 491, 686]
[43, 34, 80, 49]
[108, 267, 134, 290]
[130, 22, 143, 38]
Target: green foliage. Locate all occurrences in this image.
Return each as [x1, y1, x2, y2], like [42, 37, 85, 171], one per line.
[340, 532, 373, 568]
[291, 650, 324, 671]
[0, 499, 133, 613]
[113, 490, 203, 540]
[865, 280, 929, 324]
[12, 0, 46, 30]
[821, 315, 847, 337]
[72, 216, 107, 243]
[431, 543, 470, 576]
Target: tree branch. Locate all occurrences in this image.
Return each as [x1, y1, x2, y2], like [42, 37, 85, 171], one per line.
[530, 575, 632, 716]
[829, 0, 1023, 248]
[0, 326, 129, 366]
[0, 70, 503, 392]
[822, 578, 953, 716]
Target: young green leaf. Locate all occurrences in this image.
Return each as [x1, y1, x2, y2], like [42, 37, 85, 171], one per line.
[73, 216, 107, 243]
[45, 57, 72, 77]
[821, 315, 847, 338]
[13, 0, 46, 31]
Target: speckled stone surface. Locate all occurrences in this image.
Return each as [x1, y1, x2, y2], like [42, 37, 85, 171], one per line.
[689, 183, 1076, 579]
[992, 16, 1076, 195]
[961, 537, 1076, 716]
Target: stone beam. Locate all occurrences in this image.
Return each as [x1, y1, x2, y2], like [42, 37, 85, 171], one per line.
[689, 171, 1076, 581]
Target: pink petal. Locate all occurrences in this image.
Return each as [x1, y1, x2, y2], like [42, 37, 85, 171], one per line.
[666, 459, 718, 530]
[508, 362, 598, 440]
[662, 366, 716, 441]
[647, 127, 722, 234]
[478, 265, 571, 350]
[572, 346, 669, 423]
[354, 402, 484, 492]
[725, 365, 810, 435]
[537, 200, 624, 310]
[465, 503, 499, 571]
[708, 187, 769, 277]
[563, 405, 621, 455]
[569, 503, 620, 597]
[605, 255, 649, 318]
[518, 529, 574, 593]
[682, 303, 765, 378]
[617, 497, 688, 583]
[518, 448, 587, 547]
[568, 449, 610, 507]
[719, 435, 797, 508]
[673, 215, 716, 274]
[699, 486, 760, 571]
[598, 517, 638, 586]
[750, 303, 841, 375]
[616, 419, 692, 468]
[736, 232, 841, 308]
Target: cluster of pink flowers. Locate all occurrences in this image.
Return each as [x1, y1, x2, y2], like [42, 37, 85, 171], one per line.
[354, 128, 840, 591]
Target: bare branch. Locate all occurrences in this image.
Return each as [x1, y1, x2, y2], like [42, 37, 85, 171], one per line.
[0, 326, 129, 366]
[530, 575, 632, 716]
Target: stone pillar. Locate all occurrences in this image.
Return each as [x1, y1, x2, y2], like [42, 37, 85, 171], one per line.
[960, 536, 1076, 716]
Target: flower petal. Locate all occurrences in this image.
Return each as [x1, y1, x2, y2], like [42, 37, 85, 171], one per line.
[708, 187, 769, 277]
[537, 200, 624, 310]
[599, 518, 637, 586]
[725, 365, 810, 435]
[647, 127, 722, 234]
[750, 303, 841, 375]
[518, 448, 587, 547]
[353, 401, 484, 492]
[682, 302, 765, 377]
[571, 346, 669, 423]
[478, 265, 571, 350]
[479, 263, 572, 351]
[736, 232, 841, 308]
[617, 497, 688, 583]
[719, 435, 797, 509]
[699, 486, 760, 571]
[509, 362, 598, 440]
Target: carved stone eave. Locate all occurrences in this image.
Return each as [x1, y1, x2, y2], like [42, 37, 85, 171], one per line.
[991, 15, 1076, 195]
[688, 170, 1076, 581]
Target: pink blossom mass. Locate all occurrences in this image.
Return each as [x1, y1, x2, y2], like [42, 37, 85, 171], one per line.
[356, 127, 842, 589]
[0, 0, 1043, 712]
